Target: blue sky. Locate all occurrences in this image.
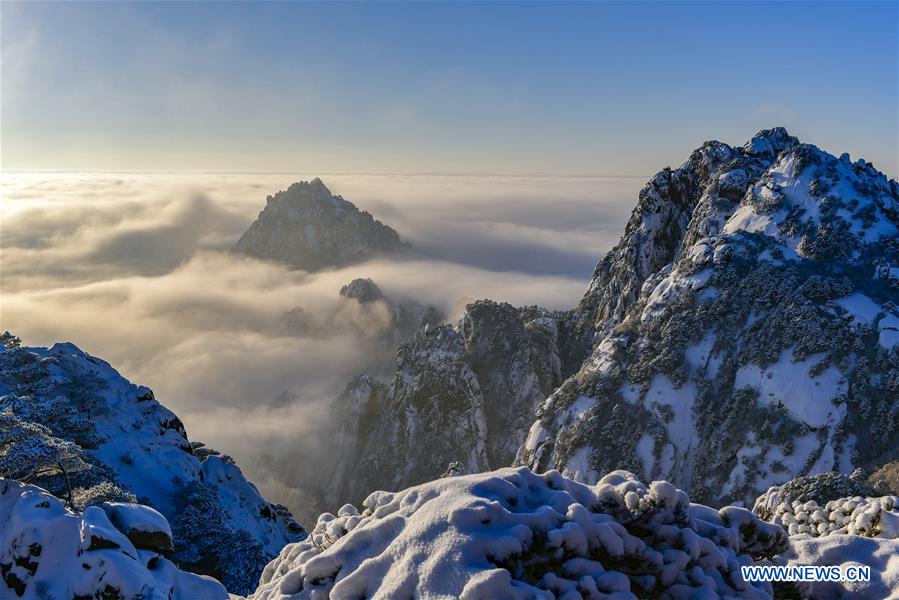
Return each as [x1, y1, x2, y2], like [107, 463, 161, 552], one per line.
[2, 1, 897, 176]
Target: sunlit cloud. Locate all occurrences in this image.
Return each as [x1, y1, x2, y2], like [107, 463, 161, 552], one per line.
[0, 171, 637, 513]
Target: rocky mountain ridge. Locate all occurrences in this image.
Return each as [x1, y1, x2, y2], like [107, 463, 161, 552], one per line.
[317, 128, 899, 517]
[0, 336, 304, 594]
[519, 128, 899, 505]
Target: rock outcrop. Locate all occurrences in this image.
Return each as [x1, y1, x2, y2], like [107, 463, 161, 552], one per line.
[0, 338, 305, 594]
[232, 179, 409, 271]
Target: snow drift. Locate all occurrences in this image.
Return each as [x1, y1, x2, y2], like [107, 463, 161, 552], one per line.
[0, 478, 228, 599]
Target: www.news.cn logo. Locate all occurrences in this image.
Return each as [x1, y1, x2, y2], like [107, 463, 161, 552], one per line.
[741, 565, 871, 583]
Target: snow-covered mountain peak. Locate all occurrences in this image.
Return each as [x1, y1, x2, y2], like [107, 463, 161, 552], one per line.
[720, 141, 898, 257]
[272, 177, 334, 203]
[518, 129, 899, 509]
[741, 126, 799, 158]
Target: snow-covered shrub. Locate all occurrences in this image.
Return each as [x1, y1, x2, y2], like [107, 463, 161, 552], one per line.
[0, 332, 20, 349]
[0, 407, 89, 504]
[73, 480, 138, 510]
[0, 478, 228, 599]
[752, 471, 882, 522]
[0, 392, 101, 449]
[252, 467, 786, 599]
[272, 502, 307, 537]
[170, 481, 268, 595]
[758, 494, 899, 538]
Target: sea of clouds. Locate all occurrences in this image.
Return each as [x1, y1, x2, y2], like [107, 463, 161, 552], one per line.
[0, 171, 641, 514]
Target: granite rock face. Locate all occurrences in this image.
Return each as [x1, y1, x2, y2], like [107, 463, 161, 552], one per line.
[519, 128, 899, 506]
[318, 128, 899, 516]
[232, 178, 410, 271]
[318, 300, 569, 511]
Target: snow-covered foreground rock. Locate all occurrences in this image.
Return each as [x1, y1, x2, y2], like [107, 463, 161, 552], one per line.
[251, 467, 787, 600]
[781, 535, 899, 599]
[0, 478, 228, 599]
[754, 472, 899, 538]
[0, 338, 304, 594]
[748, 473, 899, 598]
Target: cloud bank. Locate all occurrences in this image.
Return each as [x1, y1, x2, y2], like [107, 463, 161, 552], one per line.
[0, 171, 640, 515]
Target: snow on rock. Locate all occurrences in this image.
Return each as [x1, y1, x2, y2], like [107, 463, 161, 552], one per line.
[0, 478, 228, 599]
[767, 495, 899, 538]
[0, 341, 304, 594]
[733, 348, 847, 429]
[753, 471, 884, 519]
[748, 472, 899, 598]
[101, 502, 173, 552]
[318, 301, 568, 519]
[832, 291, 899, 351]
[251, 467, 786, 600]
[518, 128, 899, 509]
[781, 535, 899, 599]
[753, 472, 898, 538]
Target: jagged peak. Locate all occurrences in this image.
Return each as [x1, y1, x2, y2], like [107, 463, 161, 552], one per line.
[268, 178, 336, 205]
[234, 178, 408, 270]
[742, 126, 799, 158]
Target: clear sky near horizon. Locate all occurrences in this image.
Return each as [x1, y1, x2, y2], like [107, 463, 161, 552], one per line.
[2, 1, 897, 177]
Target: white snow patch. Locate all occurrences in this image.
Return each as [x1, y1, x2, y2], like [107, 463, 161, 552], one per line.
[563, 446, 598, 483]
[645, 374, 696, 479]
[635, 434, 655, 481]
[685, 333, 716, 374]
[734, 349, 847, 428]
[834, 293, 882, 324]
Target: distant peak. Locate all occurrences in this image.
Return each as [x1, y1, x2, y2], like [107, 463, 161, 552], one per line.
[232, 181, 408, 271]
[307, 177, 331, 196]
[280, 178, 333, 201]
[339, 278, 384, 304]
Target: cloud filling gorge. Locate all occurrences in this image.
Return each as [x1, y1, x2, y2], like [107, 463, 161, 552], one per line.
[0, 171, 639, 511]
